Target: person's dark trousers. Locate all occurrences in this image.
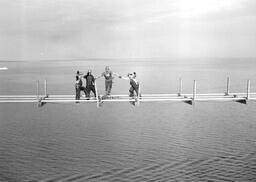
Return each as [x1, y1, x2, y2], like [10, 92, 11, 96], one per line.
[86, 85, 96, 97]
[75, 87, 80, 100]
[129, 85, 139, 97]
[80, 86, 87, 96]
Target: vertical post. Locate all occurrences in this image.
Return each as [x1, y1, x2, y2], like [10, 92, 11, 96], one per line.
[36, 80, 42, 107]
[247, 79, 250, 100]
[178, 78, 182, 96]
[226, 77, 230, 95]
[137, 82, 141, 106]
[44, 79, 47, 97]
[95, 81, 99, 108]
[193, 80, 196, 101]
[36, 80, 39, 100]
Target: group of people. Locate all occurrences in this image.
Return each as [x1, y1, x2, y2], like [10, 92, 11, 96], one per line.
[75, 66, 140, 100]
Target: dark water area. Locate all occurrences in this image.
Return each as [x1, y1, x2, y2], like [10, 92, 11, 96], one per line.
[0, 58, 256, 181]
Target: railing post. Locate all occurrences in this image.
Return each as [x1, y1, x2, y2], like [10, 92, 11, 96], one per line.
[137, 82, 141, 106]
[226, 77, 230, 95]
[44, 79, 48, 97]
[247, 79, 250, 100]
[36, 80, 39, 100]
[178, 78, 182, 96]
[193, 80, 196, 103]
[95, 81, 99, 108]
[37, 80, 42, 107]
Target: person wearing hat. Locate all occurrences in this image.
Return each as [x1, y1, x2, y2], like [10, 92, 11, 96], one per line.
[119, 72, 140, 97]
[83, 69, 96, 98]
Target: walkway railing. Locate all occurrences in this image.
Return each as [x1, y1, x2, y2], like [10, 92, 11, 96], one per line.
[0, 78, 255, 107]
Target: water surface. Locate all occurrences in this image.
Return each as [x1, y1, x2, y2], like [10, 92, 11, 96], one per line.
[0, 58, 256, 181]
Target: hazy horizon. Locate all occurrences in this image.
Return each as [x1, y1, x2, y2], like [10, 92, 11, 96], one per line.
[1, 57, 256, 62]
[0, 0, 256, 61]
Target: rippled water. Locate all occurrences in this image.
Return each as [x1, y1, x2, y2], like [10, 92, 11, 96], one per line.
[0, 58, 256, 181]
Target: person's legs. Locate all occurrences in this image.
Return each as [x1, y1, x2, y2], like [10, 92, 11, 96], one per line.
[81, 86, 87, 97]
[85, 86, 90, 98]
[91, 86, 97, 97]
[134, 85, 139, 96]
[105, 82, 108, 95]
[129, 87, 134, 97]
[129, 86, 137, 105]
[105, 81, 112, 95]
[75, 87, 80, 100]
[108, 82, 112, 95]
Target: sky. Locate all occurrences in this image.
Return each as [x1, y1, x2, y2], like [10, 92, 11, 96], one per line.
[0, 0, 256, 60]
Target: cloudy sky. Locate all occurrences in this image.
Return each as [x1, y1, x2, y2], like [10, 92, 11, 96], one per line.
[0, 0, 256, 60]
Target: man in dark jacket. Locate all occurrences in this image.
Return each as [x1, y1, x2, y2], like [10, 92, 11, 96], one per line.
[83, 69, 96, 98]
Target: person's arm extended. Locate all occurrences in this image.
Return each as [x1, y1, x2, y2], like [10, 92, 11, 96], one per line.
[112, 72, 120, 77]
[96, 73, 104, 80]
[77, 72, 84, 75]
[119, 75, 129, 80]
[95, 75, 102, 80]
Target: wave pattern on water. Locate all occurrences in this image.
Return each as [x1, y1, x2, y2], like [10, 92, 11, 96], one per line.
[1, 60, 256, 181]
[38, 154, 256, 182]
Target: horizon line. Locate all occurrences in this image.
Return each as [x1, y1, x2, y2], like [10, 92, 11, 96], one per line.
[0, 56, 256, 62]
